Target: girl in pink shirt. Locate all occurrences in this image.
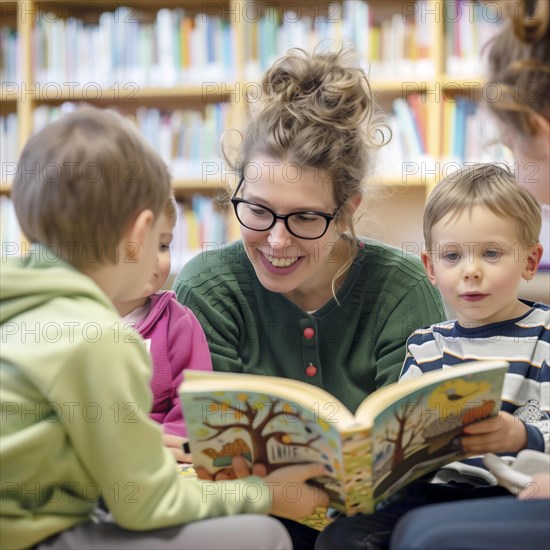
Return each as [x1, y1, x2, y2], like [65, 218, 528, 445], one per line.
[114, 197, 212, 461]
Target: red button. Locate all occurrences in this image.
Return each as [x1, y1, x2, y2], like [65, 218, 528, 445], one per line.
[303, 327, 315, 339]
[305, 364, 317, 377]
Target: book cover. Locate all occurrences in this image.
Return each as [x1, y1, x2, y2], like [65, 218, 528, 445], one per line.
[179, 360, 508, 529]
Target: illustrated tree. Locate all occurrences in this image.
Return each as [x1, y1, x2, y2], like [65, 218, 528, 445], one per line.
[383, 397, 425, 469]
[197, 396, 323, 473]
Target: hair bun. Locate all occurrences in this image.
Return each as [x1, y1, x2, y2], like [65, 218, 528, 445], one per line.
[259, 47, 373, 130]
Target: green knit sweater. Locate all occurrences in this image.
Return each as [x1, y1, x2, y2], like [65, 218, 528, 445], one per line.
[174, 239, 446, 413]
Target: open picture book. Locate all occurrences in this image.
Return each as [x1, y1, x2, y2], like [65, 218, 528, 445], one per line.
[179, 360, 508, 528]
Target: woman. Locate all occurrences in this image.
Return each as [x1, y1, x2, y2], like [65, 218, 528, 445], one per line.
[174, 46, 445, 547]
[486, 0, 549, 266]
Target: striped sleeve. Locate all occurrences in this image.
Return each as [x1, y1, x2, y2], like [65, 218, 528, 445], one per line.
[400, 327, 444, 380]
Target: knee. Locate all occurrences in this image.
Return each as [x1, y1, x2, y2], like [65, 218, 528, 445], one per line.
[253, 516, 293, 549]
[390, 509, 446, 550]
[315, 521, 342, 550]
[316, 516, 389, 550]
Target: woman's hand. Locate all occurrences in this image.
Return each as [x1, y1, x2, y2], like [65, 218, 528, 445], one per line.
[163, 434, 193, 463]
[461, 411, 527, 455]
[232, 456, 330, 520]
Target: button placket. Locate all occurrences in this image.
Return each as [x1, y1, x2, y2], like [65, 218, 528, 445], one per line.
[300, 318, 321, 382]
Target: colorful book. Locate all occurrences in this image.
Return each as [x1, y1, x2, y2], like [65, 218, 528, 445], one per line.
[179, 360, 508, 529]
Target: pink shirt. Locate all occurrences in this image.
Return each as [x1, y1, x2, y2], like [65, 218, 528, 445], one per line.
[133, 291, 212, 436]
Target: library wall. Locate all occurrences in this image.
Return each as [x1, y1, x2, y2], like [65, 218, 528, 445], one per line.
[1, 0, 548, 302]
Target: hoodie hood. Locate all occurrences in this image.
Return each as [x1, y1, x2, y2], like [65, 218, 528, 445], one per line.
[0, 244, 115, 324]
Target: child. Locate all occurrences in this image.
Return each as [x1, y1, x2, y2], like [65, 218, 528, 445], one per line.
[112, 196, 212, 462]
[316, 163, 549, 550]
[0, 108, 328, 550]
[388, 4, 550, 545]
[401, 163, 548, 456]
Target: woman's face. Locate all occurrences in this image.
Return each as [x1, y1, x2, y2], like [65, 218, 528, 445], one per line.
[236, 156, 343, 299]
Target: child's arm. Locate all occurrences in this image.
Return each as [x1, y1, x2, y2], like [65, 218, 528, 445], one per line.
[462, 411, 528, 454]
[462, 410, 549, 455]
[519, 472, 550, 499]
[399, 327, 443, 381]
[57, 326, 276, 529]
[462, 360, 549, 455]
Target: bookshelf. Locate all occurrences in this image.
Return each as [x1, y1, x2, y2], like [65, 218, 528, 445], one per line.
[4, 0, 547, 301]
[0, 0, 472, 189]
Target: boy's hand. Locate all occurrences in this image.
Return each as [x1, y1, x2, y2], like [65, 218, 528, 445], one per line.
[461, 411, 527, 455]
[163, 434, 193, 463]
[232, 456, 330, 520]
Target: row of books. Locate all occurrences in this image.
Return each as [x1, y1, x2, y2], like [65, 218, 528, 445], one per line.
[374, 94, 511, 182]
[32, 103, 230, 180]
[0, 26, 20, 83]
[32, 7, 235, 85]
[1, 1, 504, 87]
[0, 195, 230, 274]
[3, 94, 512, 187]
[441, 96, 512, 165]
[1, 114, 18, 184]
[445, 0, 503, 77]
[170, 195, 231, 273]
[242, 1, 435, 80]
[374, 96, 433, 182]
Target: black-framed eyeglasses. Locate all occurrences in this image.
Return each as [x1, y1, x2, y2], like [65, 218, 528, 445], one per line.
[230, 177, 339, 240]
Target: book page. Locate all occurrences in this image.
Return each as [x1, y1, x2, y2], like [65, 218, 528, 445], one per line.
[180, 378, 351, 509]
[367, 361, 508, 510]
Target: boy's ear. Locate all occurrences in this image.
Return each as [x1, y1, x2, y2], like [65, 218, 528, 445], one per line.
[124, 209, 155, 260]
[422, 251, 437, 286]
[522, 243, 543, 281]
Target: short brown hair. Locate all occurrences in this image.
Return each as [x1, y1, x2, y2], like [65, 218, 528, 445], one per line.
[164, 195, 177, 226]
[12, 108, 171, 268]
[424, 163, 541, 249]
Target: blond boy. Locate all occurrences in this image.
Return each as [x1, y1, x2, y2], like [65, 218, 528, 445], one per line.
[402, 162, 548, 463]
[316, 163, 549, 550]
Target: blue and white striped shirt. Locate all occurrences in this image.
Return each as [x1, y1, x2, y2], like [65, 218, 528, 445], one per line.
[400, 301, 549, 482]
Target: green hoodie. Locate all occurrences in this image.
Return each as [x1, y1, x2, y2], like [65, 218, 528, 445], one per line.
[0, 247, 271, 550]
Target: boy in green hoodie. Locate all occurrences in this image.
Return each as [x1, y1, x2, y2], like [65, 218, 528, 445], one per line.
[0, 108, 327, 550]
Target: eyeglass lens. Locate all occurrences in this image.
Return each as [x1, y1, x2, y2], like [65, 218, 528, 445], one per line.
[235, 202, 328, 239]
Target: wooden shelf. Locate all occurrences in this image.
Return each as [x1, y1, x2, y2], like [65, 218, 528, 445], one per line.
[0, 0, 504, 256]
[31, 84, 239, 103]
[1, 182, 13, 194]
[370, 176, 428, 187]
[441, 76, 487, 86]
[1, 87, 18, 103]
[172, 179, 229, 192]
[519, 272, 550, 305]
